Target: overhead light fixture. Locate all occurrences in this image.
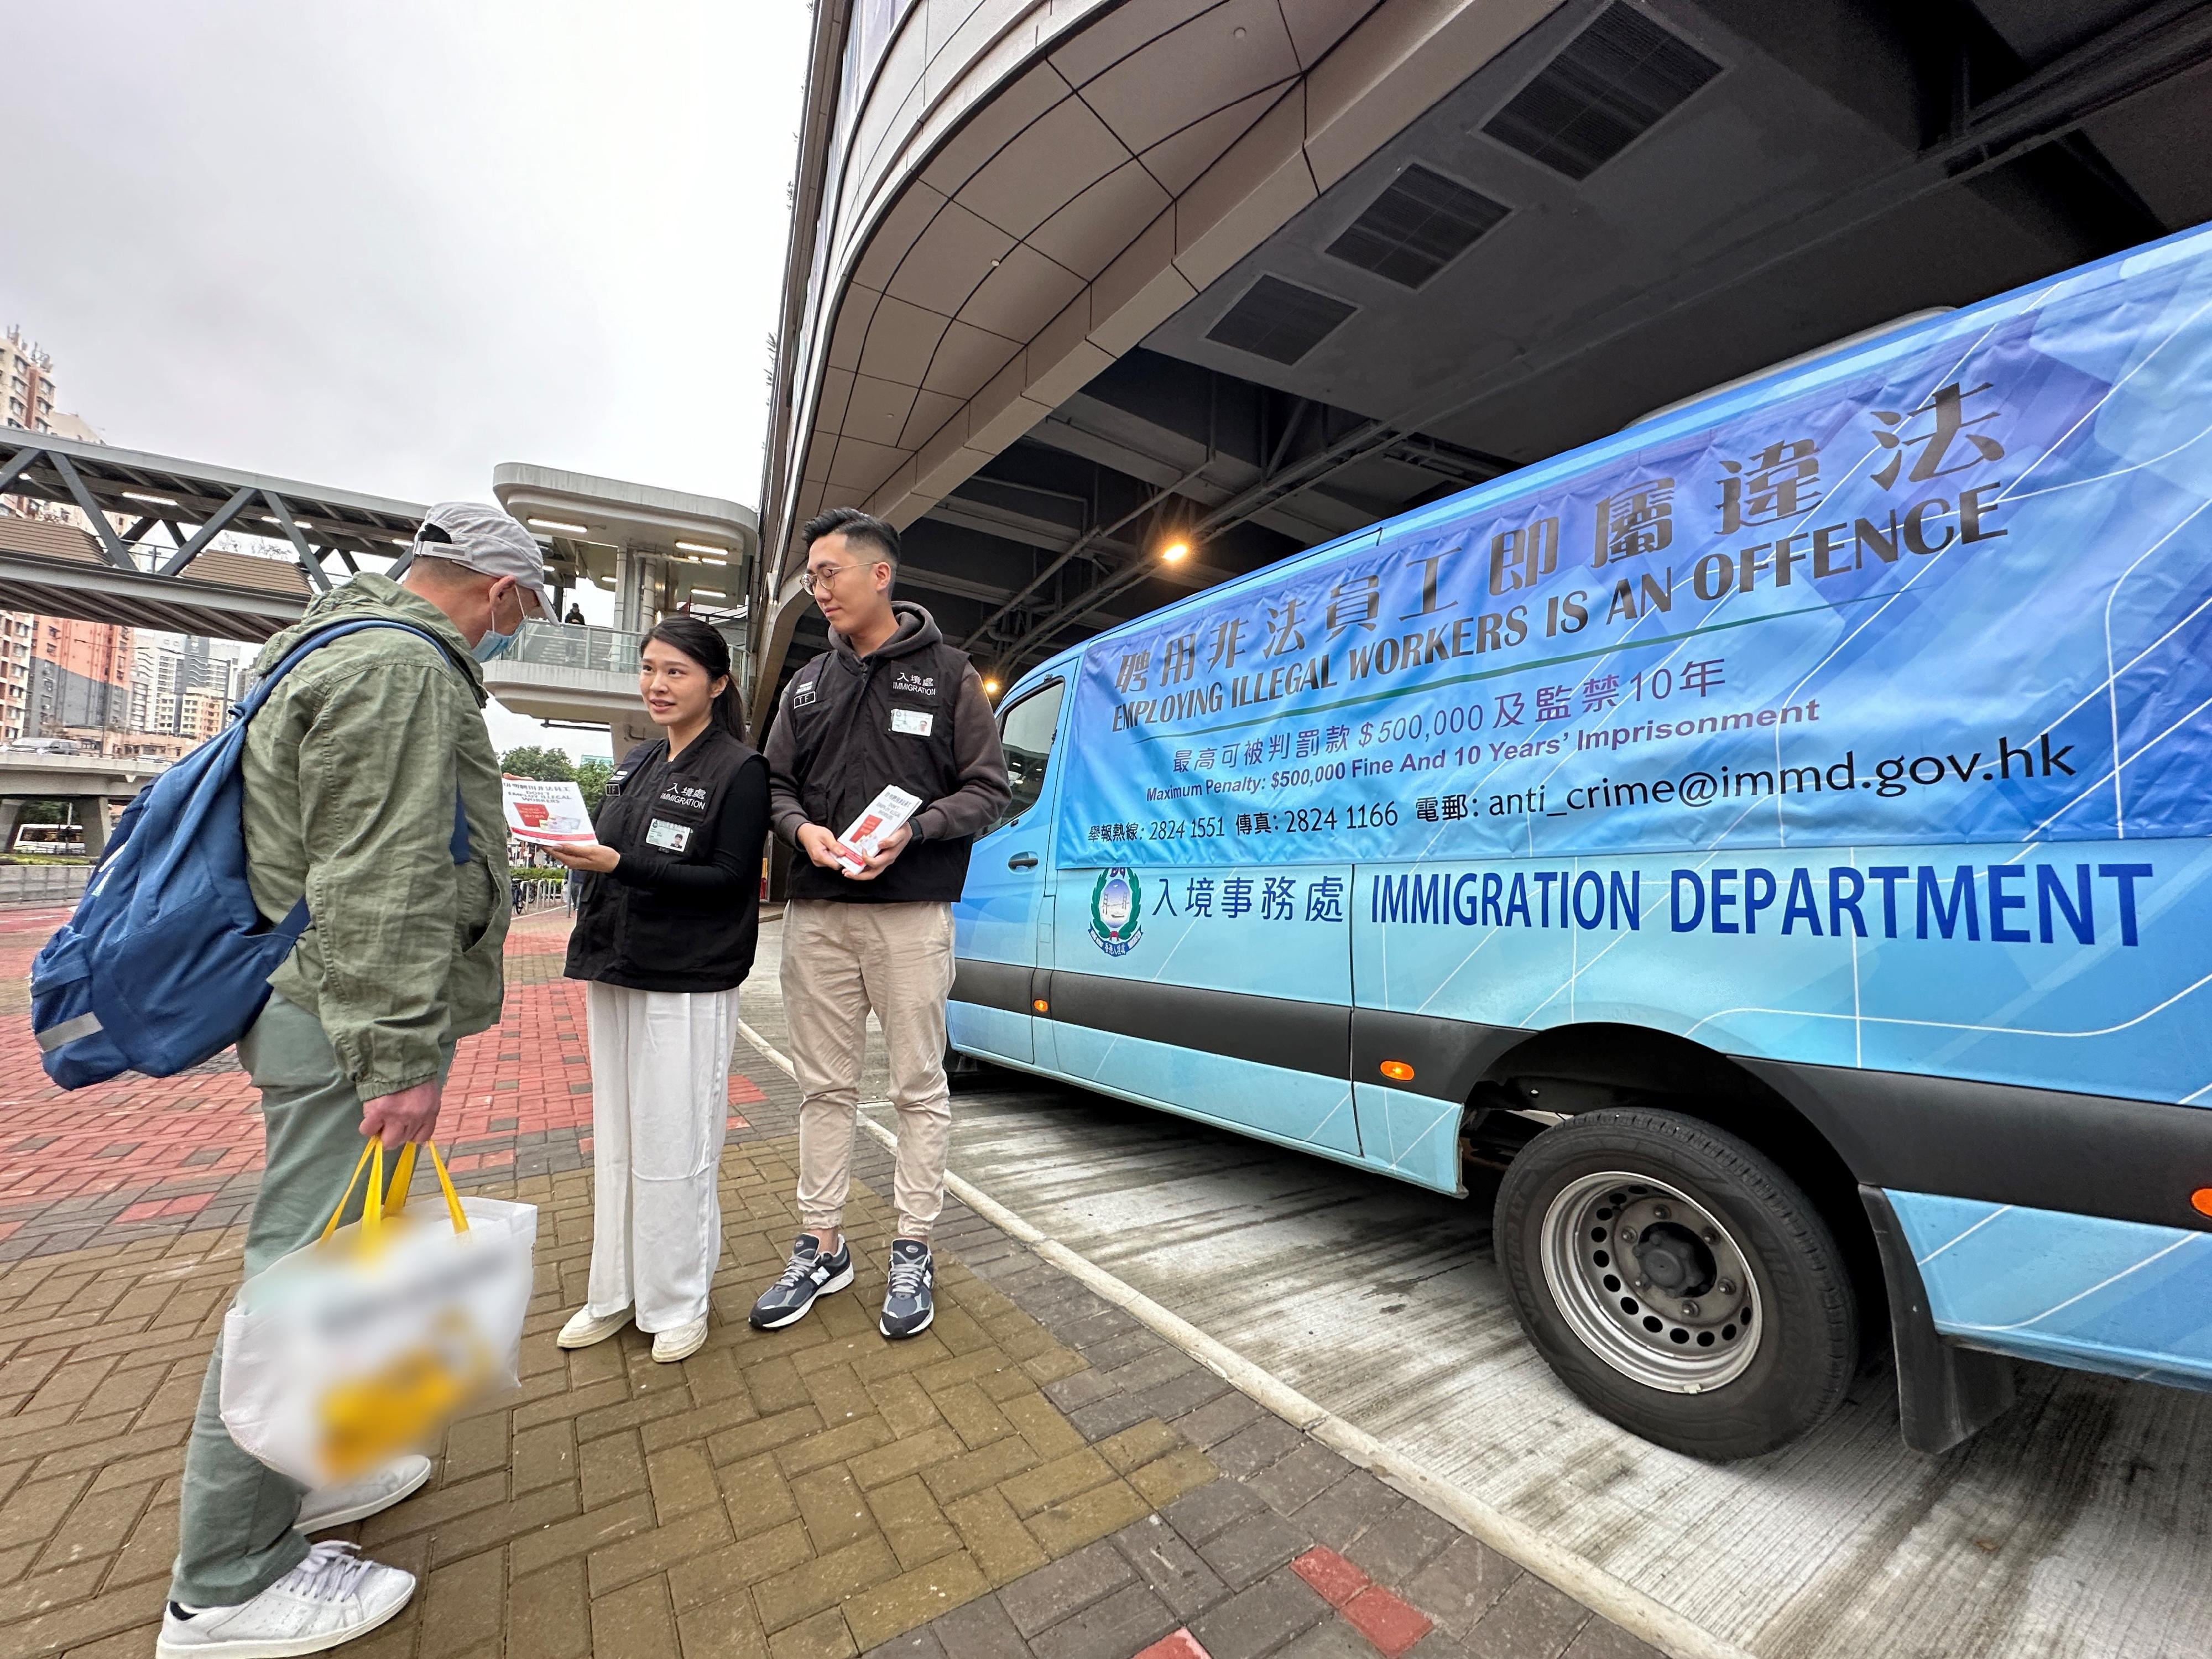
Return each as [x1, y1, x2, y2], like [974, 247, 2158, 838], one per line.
[529, 518, 590, 536]
[982, 677, 1001, 696]
[387, 536, 413, 547]
[674, 540, 728, 556]
[1160, 540, 1191, 564]
[123, 492, 178, 508]
[690, 587, 726, 598]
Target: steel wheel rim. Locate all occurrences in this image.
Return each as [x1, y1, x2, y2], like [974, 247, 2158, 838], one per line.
[1538, 1170, 1762, 1393]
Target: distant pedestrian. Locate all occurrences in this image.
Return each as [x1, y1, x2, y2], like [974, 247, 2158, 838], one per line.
[749, 508, 1009, 1340]
[565, 603, 586, 625]
[547, 617, 769, 1363]
[162, 503, 554, 1658]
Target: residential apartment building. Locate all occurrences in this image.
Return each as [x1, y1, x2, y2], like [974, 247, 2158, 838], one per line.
[1, 325, 56, 432]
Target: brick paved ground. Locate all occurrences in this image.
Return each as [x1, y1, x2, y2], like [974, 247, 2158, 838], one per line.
[0, 909, 1660, 1659]
[0, 907, 760, 1260]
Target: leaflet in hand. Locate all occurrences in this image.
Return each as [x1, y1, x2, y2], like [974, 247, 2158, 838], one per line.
[837, 785, 923, 874]
[502, 776, 597, 845]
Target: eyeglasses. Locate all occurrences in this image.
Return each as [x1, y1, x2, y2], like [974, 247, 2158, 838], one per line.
[806, 564, 858, 595]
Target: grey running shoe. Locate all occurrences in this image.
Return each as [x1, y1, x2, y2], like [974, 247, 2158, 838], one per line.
[880, 1240, 935, 1339]
[749, 1235, 854, 1329]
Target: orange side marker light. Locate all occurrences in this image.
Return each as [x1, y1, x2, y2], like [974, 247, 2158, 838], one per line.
[1380, 1060, 1416, 1082]
[2192, 1187, 2212, 1219]
[1032, 999, 1050, 1014]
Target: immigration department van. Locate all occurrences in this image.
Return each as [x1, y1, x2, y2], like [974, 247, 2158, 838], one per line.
[947, 227, 2212, 1460]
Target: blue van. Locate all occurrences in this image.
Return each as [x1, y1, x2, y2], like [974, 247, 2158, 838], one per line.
[947, 227, 2212, 1459]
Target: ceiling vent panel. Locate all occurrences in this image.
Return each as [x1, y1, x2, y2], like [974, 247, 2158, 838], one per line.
[1204, 275, 1358, 366]
[1327, 164, 1510, 288]
[1482, 3, 1720, 182]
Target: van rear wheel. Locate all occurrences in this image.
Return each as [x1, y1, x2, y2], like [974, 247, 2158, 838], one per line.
[1494, 1107, 1856, 1460]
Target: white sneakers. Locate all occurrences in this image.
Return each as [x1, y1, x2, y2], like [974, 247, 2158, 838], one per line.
[651, 1318, 708, 1363]
[295, 1455, 432, 1535]
[560, 1305, 706, 1363]
[157, 1541, 414, 1658]
[557, 1306, 631, 1348]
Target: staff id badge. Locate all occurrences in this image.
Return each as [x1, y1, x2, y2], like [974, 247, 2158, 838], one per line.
[891, 709, 933, 737]
[645, 818, 692, 852]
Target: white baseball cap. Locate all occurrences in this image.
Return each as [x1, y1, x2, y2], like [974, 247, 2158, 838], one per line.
[409, 502, 558, 621]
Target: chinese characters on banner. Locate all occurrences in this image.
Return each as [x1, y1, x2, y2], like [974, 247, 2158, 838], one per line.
[1055, 244, 2212, 867]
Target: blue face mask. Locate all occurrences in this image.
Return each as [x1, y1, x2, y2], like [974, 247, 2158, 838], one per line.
[471, 625, 517, 664]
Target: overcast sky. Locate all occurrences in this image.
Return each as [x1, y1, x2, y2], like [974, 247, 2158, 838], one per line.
[3, 2, 811, 756]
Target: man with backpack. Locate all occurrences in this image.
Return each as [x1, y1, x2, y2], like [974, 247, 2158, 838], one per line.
[158, 504, 555, 1658]
[748, 507, 1009, 1343]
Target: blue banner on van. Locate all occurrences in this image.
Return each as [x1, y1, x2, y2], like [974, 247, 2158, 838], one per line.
[1056, 231, 2212, 868]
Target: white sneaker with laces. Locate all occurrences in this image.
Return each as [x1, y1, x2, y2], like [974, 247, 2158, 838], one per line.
[652, 1317, 708, 1363]
[157, 1540, 414, 1657]
[296, 1455, 432, 1533]
[558, 1306, 631, 1349]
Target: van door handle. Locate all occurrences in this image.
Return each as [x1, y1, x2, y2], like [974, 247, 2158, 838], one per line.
[1008, 853, 1039, 870]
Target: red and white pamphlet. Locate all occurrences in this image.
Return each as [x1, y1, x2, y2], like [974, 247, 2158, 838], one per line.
[502, 776, 597, 845]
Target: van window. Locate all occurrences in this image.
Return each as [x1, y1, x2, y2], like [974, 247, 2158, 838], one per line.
[997, 679, 1065, 826]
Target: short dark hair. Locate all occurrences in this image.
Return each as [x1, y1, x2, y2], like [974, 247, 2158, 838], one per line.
[802, 507, 899, 571]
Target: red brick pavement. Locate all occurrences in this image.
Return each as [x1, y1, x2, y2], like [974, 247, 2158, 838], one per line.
[0, 906, 760, 1260]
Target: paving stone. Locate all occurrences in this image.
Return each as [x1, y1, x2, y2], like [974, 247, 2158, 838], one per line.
[1560, 1618, 1667, 1659]
[418, 1545, 504, 1659]
[769, 1605, 860, 1659]
[1163, 1478, 1271, 1547]
[1404, 1536, 1522, 1637]
[860, 1627, 948, 1659]
[591, 1575, 682, 1659]
[1209, 1415, 1308, 1480]
[1279, 1619, 1392, 1659]
[753, 1534, 902, 1634]
[1188, 1564, 1335, 1659]
[998, 1537, 1135, 1636]
[1196, 1507, 1313, 1591]
[1465, 1574, 1596, 1659]
[1245, 1443, 1355, 1516]
[926, 1592, 1033, 1659]
[842, 1549, 990, 1648]
[677, 1591, 774, 1659]
[1070, 1391, 1161, 1441]
[1027, 1476, 1154, 1557]
[1111, 1514, 1232, 1621]
[944, 1488, 1050, 1587]
[1172, 1390, 1265, 1449]
[1344, 1501, 1462, 1587]
[1288, 1468, 1405, 1550]
[505, 1560, 593, 1659]
[1030, 1581, 1182, 1659]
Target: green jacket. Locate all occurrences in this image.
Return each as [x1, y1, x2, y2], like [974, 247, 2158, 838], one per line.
[241, 573, 509, 1098]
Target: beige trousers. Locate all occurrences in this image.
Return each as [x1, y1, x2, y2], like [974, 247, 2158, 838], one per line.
[781, 899, 955, 1240]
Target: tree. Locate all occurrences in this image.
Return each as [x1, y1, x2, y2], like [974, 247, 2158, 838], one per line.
[500, 745, 574, 781]
[575, 757, 613, 812]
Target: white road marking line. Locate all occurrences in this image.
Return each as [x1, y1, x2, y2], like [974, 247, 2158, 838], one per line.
[733, 1022, 1755, 1659]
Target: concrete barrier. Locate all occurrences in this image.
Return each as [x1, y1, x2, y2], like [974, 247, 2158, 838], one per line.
[0, 863, 90, 909]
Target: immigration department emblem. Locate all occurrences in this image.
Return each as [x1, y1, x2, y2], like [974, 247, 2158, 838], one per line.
[1088, 867, 1142, 957]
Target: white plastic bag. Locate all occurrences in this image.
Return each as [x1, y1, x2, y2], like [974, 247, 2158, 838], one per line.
[220, 1141, 537, 1486]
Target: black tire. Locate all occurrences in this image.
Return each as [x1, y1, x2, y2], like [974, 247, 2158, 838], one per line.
[1494, 1107, 1858, 1460]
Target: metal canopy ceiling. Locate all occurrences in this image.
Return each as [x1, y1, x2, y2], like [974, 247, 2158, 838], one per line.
[832, 0, 2212, 694]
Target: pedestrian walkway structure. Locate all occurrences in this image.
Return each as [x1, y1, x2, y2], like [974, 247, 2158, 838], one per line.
[751, 0, 2212, 725]
[0, 431, 759, 756]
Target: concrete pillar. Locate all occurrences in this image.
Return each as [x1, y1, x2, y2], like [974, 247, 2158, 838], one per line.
[0, 797, 25, 854]
[71, 797, 114, 864]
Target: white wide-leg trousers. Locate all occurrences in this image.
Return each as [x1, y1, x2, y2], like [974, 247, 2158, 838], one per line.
[582, 981, 741, 1332]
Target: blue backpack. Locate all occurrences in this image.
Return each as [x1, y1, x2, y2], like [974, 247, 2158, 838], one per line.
[29, 619, 471, 1088]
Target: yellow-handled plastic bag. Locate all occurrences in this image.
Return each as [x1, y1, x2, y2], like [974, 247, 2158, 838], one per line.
[218, 1141, 538, 1485]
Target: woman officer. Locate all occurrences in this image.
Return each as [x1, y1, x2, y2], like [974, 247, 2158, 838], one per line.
[547, 616, 768, 1363]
